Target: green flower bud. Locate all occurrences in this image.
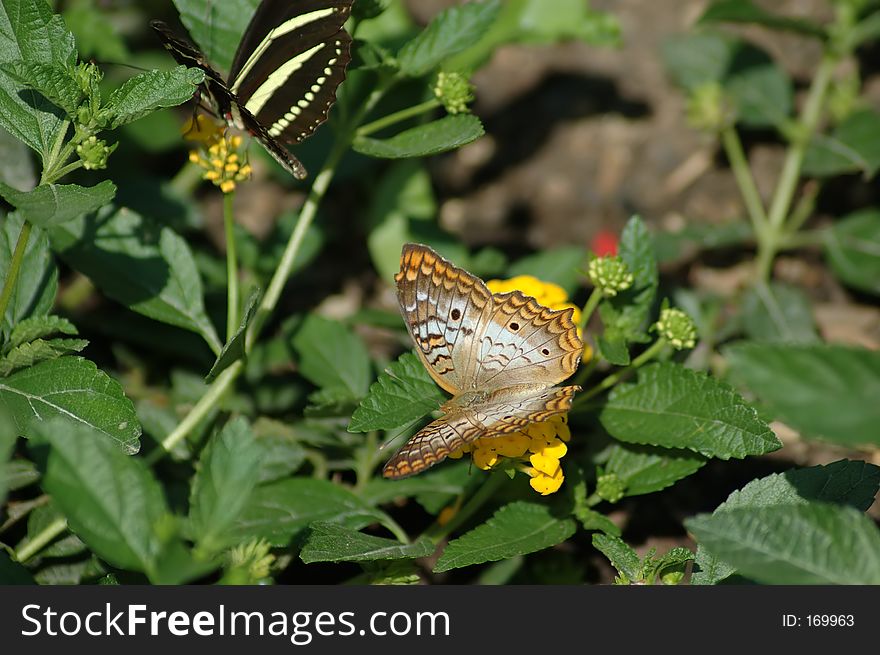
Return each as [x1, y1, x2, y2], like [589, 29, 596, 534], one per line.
[228, 539, 275, 581]
[76, 135, 116, 170]
[654, 307, 697, 350]
[433, 71, 475, 115]
[661, 569, 686, 585]
[686, 82, 734, 133]
[352, 0, 388, 21]
[827, 70, 861, 122]
[596, 472, 626, 503]
[588, 255, 633, 297]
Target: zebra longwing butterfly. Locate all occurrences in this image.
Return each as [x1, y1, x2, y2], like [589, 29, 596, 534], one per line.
[152, 0, 353, 179]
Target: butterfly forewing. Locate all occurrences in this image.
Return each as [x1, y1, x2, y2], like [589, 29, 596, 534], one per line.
[228, 0, 352, 145]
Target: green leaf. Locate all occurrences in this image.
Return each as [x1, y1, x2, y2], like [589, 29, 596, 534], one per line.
[361, 461, 472, 507]
[232, 478, 389, 547]
[662, 33, 733, 91]
[507, 246, 586, 296]
[304, 385, 359, 417]
[654, 220, 752, 263]
[49, 206, 221, 353]
[692, 459, 880, 584]
[0, 337, 89, 376]
[0, 181, 116, 227]
[1, 61, 82, 115]
[25, 503, 85, 558]
[591, 533, 641, 581]
[724, 342, 880, 447]
[824, 209, 880, 295]
[0, 406, 15, 505]
[0, 356, 141, 453]
[291, 315, 371, 397]
[698, 0, 826, 39]
[687, 503, 880, 584]
[7, 315, 77, 350]
[398, 0, 501, 76]
[35, 418, 169, 576]
[604, 443, 706, 497]
[63, 0, 129, 62]
[433, 501, 576, 572]
[189, 417, 262, 554]
[174, 0, 259, 73]
[349, 351, 445, 433]
[353, 115, 485, 159]
[596, 334, 630, 366]
[848, 10, 880, 49]
[0, 214, 58, 339]
[251, 422, 306, 484]
[205, 288, 259, 382]
[300, 523, 434, 563]
[0, 0, 75, 161]
[802, 110, 880, 178]
[103, 67, 204, 129]
[600, 362, 780, 459]
[740, 282, 818, 343]
[5, 458, 39, 492]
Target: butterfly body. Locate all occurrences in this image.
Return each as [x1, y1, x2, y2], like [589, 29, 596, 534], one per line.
[151, 0, 353, 179]
[384, 244, 584, 479]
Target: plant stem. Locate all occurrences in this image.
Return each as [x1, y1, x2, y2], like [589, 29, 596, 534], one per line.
[0, 221, 33, 322]
[223, 191, 239, 340]
[15, 517, 67, 563]
[720, 126, 768, 231]
[577, 288, 602, 335]
[147, 360, 243, 461]
[423, 472, 508, 543]
[356, 99, 442, 137]
[573, 337, 668, 407]
[756, 54, 836, 282]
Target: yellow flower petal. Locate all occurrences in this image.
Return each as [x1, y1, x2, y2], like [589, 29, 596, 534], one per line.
[556, 420, 571, 442]
[529, 467, 565, 495]
[529, 451, 561, 476]
[535, 437, 567, 459]
[492, 433, 530, 458]
[472, 446, 499, 470]
[525, 421, 556, 443]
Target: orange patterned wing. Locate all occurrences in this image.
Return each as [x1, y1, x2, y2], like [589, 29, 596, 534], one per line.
[395, 243, 492, 395]
[382, 385, 580, 479]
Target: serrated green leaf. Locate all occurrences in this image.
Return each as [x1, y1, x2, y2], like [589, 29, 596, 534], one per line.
[1, 214, 58, 339]
[433, 501, 576, 572]
[232, 478, 389, 547]
[49, 206, 221, 353]
[662, 33, 733, 91]
[0, 406, 15, 505]
[740, 282, 818, 343]
[824, 209, 880, 295]
[354, 115, 485, 159]
[0, 337, 89, 376]
[35, 418, 169, 575]
[291, 315, 371, 397]
[189, 417, 262, 554]
[349, 351, 445, 433]
[398, 0, 501, 76]
[698, 0, 826, 39]
[596, 334, 630, 365]
[803, 110, 880, 178]
[300, 523, 434, 563]
[604, 442, 706, 496]
[692, 459, 880, 584]
[251, 426, 306, 484]
[103, 66, 204, 129]
[575, 506, 621, 536]
[304, 385, 359, 417]
[687, 503, 880, 584]
[507, 246, 586, 296]
[600, 362, 779, 459]
[34, 557, 105, 585]
[206, 288, 259, 382]
[724, 342, 880, 446]
[7, 315, 77, 350]
[1, 61, 82, 115]
[0, 181, 116, 227]
[591, 533, 640, 581]
[0, 356, 141, 453]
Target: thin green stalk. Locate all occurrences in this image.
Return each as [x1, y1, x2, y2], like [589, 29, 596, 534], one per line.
[720, 126, 768, 231]
[356, 98, 442, 137]
[40, 121, 71, 184]
[147, 360, 243, 461]
[0, 221, 33, 321]
[423, 472, 508, 543]
[572, 337, 668, 407]
[577, 288, 602, 335]
[223, 191, 239, 340]
[15, 517, 67, 563]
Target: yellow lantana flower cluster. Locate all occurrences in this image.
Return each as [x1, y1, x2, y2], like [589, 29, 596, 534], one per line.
[445, 275, 585, 495]
[449, 416, 571, 495]
[184, 115, 253, 194]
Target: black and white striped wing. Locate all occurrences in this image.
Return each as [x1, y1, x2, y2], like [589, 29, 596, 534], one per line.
[228, 0, 353, 146]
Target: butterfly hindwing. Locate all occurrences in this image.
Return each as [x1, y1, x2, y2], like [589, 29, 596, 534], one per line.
[382, 385, 580, 479]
